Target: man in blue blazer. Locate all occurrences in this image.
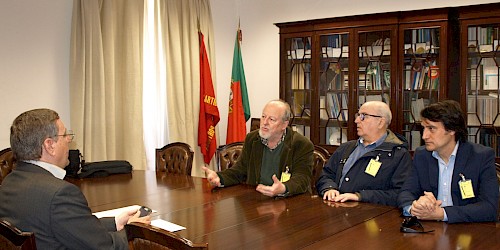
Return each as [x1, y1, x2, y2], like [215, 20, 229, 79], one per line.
[398, 100, 499, 223]
[0, 108, 151, 249]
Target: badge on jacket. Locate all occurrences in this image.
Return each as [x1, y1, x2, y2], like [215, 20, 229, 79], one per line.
[365, 156, 381, 177]
[459, 173, 475, 199]
[281, 166, 291, 182]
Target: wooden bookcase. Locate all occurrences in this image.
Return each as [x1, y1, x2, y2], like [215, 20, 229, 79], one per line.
[459, 3, 500, 160]
[276, 8, 458, 153]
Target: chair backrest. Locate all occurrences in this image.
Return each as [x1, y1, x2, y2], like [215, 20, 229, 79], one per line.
[156, 142, 194, 175]
[250, 118, 260, 131]
[311, 145, 330, 195]
[0, 148, 16, 185]
[496, 163, 500, 220]
[125, 222, 207, 250]
[496, 163, 500, 186]
[0, 220, 37, 250]
[216, 142, 244, 171]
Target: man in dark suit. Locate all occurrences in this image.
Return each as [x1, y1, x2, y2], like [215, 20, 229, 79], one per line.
[398, 100, 499, 223]
[0, 108, 150, 249]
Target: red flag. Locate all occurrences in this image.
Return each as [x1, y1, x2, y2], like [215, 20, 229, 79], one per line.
[198, 32, 220, 164]
[226, 29, 250, 144]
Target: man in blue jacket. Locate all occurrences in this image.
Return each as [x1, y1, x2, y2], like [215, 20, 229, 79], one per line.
[398, 100, 499, 223]
[316, 101, 412, 206]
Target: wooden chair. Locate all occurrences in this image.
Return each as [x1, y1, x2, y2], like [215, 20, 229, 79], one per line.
[125, 222, 207, 250]
[311, 145, 330, 195]
[0, 220, 36, 250]
[0, 148, 16, 185]
[216, 142, 244, 171]
[156, 142, 194, 175]
[250, 118, 260, 131]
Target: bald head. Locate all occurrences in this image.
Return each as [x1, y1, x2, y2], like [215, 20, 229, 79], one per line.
[361, 101, 392, 127]
[265, 99, 291, 122]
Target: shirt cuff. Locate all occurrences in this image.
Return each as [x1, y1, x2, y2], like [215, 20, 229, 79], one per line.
[402, 205, 412, 216]
[442, 208, 448, 221]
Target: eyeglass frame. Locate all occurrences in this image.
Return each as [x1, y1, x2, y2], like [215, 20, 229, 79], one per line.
[53, 130, 75, 141]
[400, 216, 435, 233]
[355, 112, 383, 121]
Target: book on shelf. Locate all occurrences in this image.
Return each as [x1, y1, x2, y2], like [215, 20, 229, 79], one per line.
[467, 94, 498, 125]
[291, 64, 310, 89]
[410, 130, 421, 150]
[292, 91, 311, 117]
[468, 127, 480, 143]
[407, 61, 439, 90]
[326, 92, 348, 121]
[288, 37, 312, 59]
[410, 98, 427, 122]
[482, 59, 498, 90]
[359, 93, 390, 106]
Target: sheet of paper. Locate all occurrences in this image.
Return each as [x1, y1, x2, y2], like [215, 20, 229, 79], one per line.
[151, 219, 186, 232]
[93, 205, 141, 218]
[93, 205, 157, 218]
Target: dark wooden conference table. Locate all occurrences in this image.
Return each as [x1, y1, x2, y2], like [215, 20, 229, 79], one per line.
[66, 171, 499, 250]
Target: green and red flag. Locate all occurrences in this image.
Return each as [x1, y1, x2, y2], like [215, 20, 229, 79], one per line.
[226, 28, 250, 144]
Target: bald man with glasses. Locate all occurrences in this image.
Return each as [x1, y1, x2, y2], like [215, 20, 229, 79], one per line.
[316, 101, 412, 206]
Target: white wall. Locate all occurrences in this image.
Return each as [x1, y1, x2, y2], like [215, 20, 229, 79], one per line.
[0, 0, 497, 149]
[210, 0, 499, 144]
[0, 0, 72, 148]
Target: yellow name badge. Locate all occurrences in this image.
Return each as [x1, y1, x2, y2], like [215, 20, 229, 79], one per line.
[459, 179, 475, 199]
[365, 157, 381, 177]
[280, 166, 291, 183]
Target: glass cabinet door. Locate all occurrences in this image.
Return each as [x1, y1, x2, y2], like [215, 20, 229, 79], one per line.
[284, 36, 312, 138]
[402, 27, 441, 150]
[319, 33, 349, 145]
[466, 25, 500, 156]
[357, 30, 392, 109]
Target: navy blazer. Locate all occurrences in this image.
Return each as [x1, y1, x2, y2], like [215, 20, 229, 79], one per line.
[0, 162, 128, 249]
[398, 141, 499, 223]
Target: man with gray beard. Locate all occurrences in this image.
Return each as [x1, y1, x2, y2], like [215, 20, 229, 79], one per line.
[202, 99, 314, 197]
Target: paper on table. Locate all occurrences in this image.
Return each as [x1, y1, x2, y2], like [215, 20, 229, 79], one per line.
[92, 205, 185, 232]
[151, 219, 186, 232]
[93, 205, 157, 218]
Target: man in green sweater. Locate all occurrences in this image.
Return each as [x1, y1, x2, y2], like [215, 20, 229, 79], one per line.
[202, 99, 314, 197]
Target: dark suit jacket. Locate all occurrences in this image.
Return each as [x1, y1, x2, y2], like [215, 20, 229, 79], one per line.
[398, 142, 499, 223]
[0, 162, 128, 249]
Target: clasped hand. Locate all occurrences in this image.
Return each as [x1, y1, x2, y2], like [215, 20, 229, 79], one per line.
[410, 191, 444, 221]
[255, 174, 287, 197]
[322, 189, 359, 202]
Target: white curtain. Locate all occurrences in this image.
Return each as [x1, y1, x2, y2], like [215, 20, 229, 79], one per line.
[71, 0, 217, 174]
[70, 0, 146, 169]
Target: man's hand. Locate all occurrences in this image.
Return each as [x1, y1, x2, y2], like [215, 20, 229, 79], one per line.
[255, 175, 286, 197]
[411, 191, 444, 221]
[202, 166, 221, 187]
[332, 193, 360, 202]
[115, 208, 151, 231]
[322, 189, 340, 201]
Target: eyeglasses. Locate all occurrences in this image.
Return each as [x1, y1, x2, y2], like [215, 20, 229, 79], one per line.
[54, 130, 75, 141]
[355, 112, 383, 121]
[400, 216, 435, 233]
